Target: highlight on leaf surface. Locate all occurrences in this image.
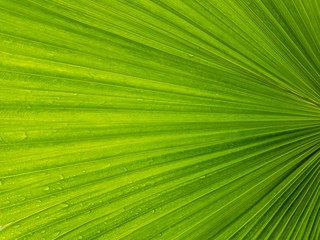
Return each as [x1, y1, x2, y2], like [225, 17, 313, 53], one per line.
[0, 0, 319, 239]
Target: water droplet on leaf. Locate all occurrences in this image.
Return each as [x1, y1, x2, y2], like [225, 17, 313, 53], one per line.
[61, 203, 69, 208]
[52, 230, 61, 237]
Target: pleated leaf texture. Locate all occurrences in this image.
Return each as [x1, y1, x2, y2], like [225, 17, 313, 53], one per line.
[0, 0, 319, 239]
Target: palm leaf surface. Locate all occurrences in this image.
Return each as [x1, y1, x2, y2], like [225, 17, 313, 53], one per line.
[0, 0, 319, 239]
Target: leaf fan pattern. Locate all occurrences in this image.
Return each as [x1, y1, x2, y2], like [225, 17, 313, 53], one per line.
[0, 0, 319, 239]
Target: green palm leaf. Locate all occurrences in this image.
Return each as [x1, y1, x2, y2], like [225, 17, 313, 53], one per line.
[0, 0, 319, 239]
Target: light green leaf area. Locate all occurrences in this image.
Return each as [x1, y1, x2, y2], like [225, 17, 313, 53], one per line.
[0, 0, 319, 239]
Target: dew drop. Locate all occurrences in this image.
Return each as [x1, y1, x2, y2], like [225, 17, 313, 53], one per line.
[77, 236, 83, 239]
[188, 53, 194, 57]
[41, 230, 46, 234]
[61, 203, 69, 208]
[43, 186, 50, 191]
[18, 132, 28, 141]
[13, 224, 21, 228]
[20, 196, 26, 201]
[52, 230, 61, 237]
[58, 174, 64, 180]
